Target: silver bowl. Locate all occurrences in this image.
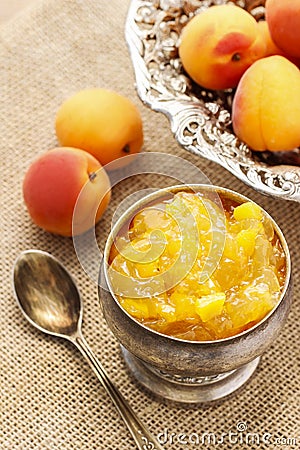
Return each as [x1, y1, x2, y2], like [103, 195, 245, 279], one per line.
[125, 0, 300, 202]
[98, 185, 292, 402]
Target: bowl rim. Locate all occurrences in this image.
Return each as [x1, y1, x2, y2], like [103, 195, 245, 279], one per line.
[102, 184, 292, 345]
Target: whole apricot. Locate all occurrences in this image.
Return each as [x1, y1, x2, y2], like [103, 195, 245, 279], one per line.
[266, 0, 300, 58]
[232, 56, 300, 151]
[257, 21, 284, 57]
[179, 4, 265, 90]
[258, 21, 300, 67]
[23, 147, 111, 236]
[55, 89, 143, 169]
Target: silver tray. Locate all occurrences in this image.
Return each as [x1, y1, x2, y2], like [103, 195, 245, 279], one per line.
[125, 0, 300, 202]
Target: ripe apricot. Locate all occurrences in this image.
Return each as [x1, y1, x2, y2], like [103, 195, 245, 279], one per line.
[257, 21, 284, 57]
[55, 89, 143, 169]
[179, 4, 265, 90]
[23, 147, 111, 236]
[232, 55, 300, 151]
[258, 20, 300, 66]
[266, 0, 300, 59]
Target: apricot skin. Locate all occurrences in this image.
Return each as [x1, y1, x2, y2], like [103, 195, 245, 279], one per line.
[179, 4, 265, 90]
[258, 21, 300, 67]
[258, 21, 284, 57]
[266, 0, 300, 59]
[23, 147, 111, 236]
[232, 56, 300, 151]
[55, 89, 143, 170]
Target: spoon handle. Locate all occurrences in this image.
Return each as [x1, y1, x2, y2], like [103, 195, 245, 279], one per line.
[73, 334, 164, 450]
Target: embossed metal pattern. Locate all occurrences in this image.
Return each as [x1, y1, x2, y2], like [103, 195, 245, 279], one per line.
[147, 366, 236, 385]
[125, 0, 300, 201]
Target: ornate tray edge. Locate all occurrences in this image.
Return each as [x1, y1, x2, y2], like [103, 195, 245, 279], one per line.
[125, 0, 300, 203]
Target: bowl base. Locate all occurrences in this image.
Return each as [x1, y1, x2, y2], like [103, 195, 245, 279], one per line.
[121, 346, 260, 403]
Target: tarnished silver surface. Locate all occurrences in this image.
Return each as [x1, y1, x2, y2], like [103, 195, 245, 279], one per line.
[125, 0, 300, 202]
[146, 364, 236, 385]
[121, 346, 260, 402]
[99, 185, 292, 401]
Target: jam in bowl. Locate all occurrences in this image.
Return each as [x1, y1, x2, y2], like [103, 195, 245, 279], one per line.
[99, 185, 292, 402]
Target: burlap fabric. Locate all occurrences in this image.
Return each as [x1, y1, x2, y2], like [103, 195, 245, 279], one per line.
[0, 1, 299, 449]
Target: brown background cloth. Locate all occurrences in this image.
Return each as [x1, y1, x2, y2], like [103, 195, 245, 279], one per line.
[0, 1, 299, 449]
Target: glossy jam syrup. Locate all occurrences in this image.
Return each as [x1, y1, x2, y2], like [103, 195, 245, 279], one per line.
[108, 191, 286, 341]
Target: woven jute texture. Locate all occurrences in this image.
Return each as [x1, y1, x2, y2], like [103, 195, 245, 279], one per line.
[0, 1, 299, 449]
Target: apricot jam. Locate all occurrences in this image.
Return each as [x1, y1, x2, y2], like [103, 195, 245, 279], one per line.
[108, 192, 286, 341]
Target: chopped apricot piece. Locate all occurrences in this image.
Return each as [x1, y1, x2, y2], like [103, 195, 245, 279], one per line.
[195, 293, 226, 322]
[237, 229, 257, 256]
[119, 298, 149, 320]
[233, 201, 262, 221]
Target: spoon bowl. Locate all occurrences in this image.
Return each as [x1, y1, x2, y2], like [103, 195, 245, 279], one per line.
[13, 249, 163, 450]
[13, 250, 81, 337]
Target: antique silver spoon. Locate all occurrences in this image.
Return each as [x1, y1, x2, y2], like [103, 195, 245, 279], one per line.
[13, 249, 163, 450]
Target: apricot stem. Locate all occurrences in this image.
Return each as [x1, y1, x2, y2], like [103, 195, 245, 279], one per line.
[232, 53, 241, 62]
[89, 172, 97, 182]
[122, 144, 130, 153]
